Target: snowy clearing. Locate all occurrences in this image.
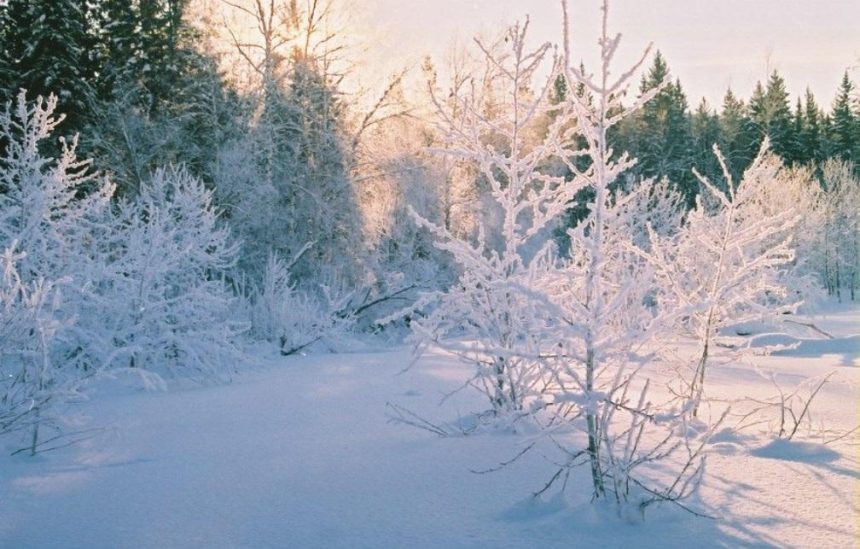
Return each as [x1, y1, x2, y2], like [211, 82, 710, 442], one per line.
[1, 306, 857, 548]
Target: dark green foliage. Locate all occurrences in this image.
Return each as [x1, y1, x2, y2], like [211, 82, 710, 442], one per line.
[800, 88, 824, 166]
[81, 0, 237, 195]
[625, 52, 696, 205]
[717, 88, 756, 180]
[691, 98, 722, 187]
[91, 0, 191, 111]
[830, 72, 859, 165]
[747, 72, 795, 159]
[0, 0, 97, 134]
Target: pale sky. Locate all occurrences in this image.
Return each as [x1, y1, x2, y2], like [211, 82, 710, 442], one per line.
[355, 0, 860, 110]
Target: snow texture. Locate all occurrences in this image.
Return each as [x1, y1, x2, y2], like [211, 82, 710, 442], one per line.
[0, 305, 856, 548]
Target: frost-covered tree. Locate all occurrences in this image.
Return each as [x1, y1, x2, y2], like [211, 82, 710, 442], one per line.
[218, 0, 366, 285]
[275, 56, 365, 282]
[357, 113, 452, 296]
[528, 2, 713, 511]
[818, 159, 860, 300]
[0, 245, 78, 455]
[399, 2, 720, 513]
[74, 166, 243, 379]
[0, 92, 112, 454]
[647, 141, 800, 415]
[403, 17, 588, 414]
[0, 91, 114, 283]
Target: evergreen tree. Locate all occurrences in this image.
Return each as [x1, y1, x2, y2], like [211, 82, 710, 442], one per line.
[0, 0, 97, 135]
[801, 88, 823, 166]
[277, 56, 365, 283]
[93, 0, 189, 111]
[634, 52, 695, 204]
[719, 88, 755, 179]
[790, 97, 805, 163]
[748, 71, 794, 160]
[84, 0, 234, 194]
[829, 72, 859, 165]
[691, 98, 722, 184]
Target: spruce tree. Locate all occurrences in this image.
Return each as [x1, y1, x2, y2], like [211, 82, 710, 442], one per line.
[93, 0, 189, 111]
[829, 72, 859, 165]
[634, 52, 695, 204]
[691, 98, 722, 184]
[801, 88, 824, 166]
[749, 71, 794, 160]
[278, 56, 365, 283]
[790, 97, 805, 164]
[0, 0, 96, 135]
[718, 88, 755, 179]
[84, 0, 233, 194]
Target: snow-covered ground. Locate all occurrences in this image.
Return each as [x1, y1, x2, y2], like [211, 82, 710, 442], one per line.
[1, 306, 857, 548]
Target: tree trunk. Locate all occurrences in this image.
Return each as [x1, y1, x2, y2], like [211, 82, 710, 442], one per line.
[585, 347, 604, 498]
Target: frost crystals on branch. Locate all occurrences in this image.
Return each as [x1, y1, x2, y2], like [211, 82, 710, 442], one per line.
[530, 0, 715, 514]
[404, 16, 589, 416]
[647, 140, 800, 416]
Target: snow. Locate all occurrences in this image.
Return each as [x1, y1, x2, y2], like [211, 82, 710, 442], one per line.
[0, 306, 857, 548]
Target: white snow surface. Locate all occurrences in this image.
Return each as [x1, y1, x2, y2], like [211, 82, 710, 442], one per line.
[1, 306, 858, 548]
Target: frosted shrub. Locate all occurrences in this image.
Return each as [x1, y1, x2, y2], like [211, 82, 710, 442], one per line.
[522, 1, 718, 512]
[399, 0, 721, 515]
[646, 142, 800, 415]
[404, 17, 589, 415]
[0, 245, 79, 455]
[0, 91, 114, 280]
[0, 92, 113, 453]
[75, 166, 243, 379]
[244, 251, 355, 355]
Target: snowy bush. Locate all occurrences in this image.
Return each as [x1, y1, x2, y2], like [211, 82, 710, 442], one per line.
[521, 2, 718, 512]
[403, 17, 590, 415]
[646, 141, 800, 415]
[241, 251, 356, 356]
[0, 92, 114, 452]
[73, 165, 243, 379]
[0, 245, 81, 455]
[0, 91, 114, 281]
[396, 0, 717, 516]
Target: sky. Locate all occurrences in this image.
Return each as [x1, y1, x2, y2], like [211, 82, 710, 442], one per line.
[356, 0, 860, 110]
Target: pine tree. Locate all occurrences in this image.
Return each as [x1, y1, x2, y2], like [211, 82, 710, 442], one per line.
[0, 0, 96, 135]
[801, 88, 823, 166]
[790, 97, 805, 164]
[749, 71, 794, 161]
[93, 0, 189, 111]
[277, 56, 365, 283]
[829, 72, 858, 165]
[718, 88, 755, 179]
[691, 98, 722, 184]
[84, 0, 234, 194]
[634, 52, 695, 204]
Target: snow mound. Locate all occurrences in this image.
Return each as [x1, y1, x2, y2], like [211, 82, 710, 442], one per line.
[747, 333, 859, 364]
[750, 439, 841, 463]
